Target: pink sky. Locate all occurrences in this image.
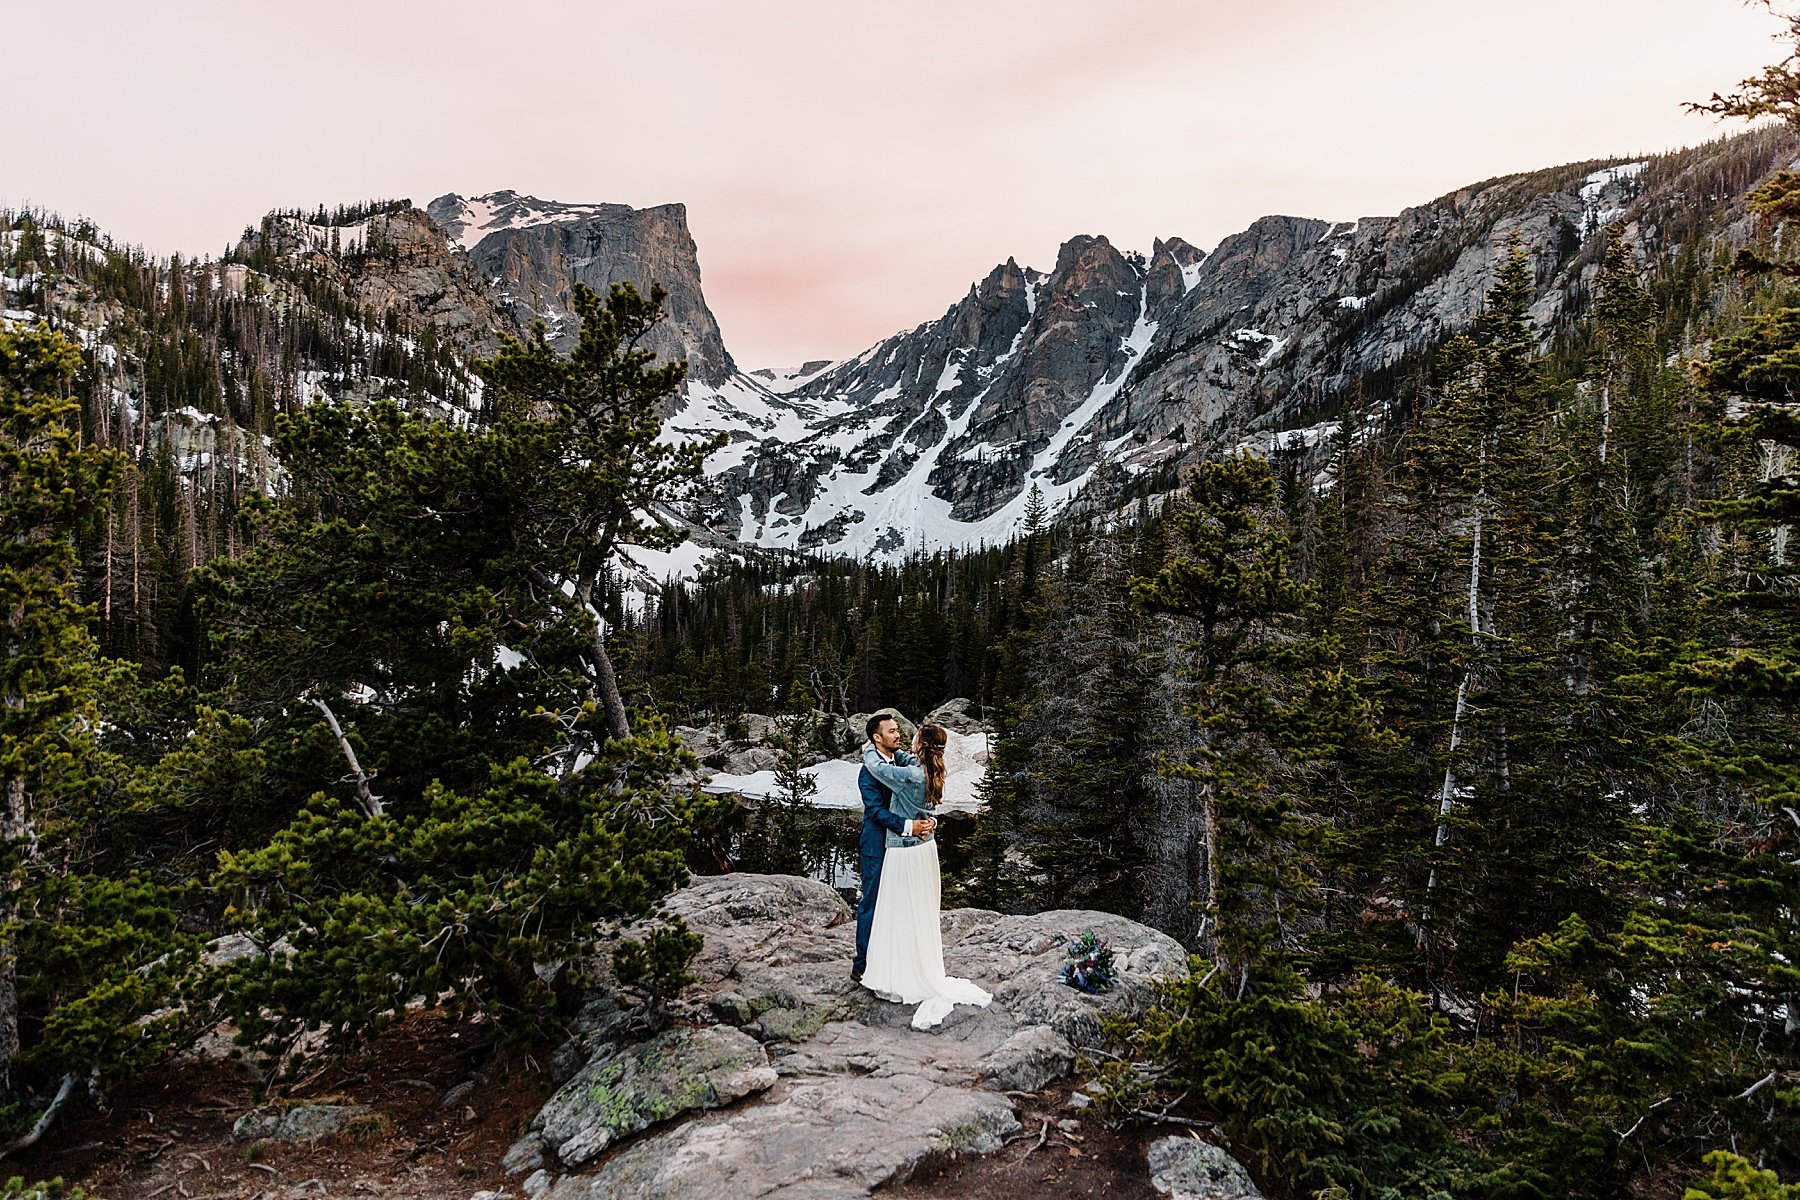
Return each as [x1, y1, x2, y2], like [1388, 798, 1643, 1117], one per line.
[2, 0, 1780, 369]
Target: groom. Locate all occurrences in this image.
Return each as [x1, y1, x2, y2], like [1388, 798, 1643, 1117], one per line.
[851, 712, 936, 982]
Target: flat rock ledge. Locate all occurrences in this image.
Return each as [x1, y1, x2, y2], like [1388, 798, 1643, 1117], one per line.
[515, 873, 1187, 1199]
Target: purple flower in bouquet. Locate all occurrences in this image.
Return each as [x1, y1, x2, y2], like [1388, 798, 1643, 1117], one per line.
[1058, 929, 1116, 993]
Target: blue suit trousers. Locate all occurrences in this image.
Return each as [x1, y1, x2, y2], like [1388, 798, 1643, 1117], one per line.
[853, 849, 884, 973]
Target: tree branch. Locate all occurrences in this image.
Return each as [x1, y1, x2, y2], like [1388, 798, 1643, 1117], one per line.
[1736, 1070, 1778, 1101]
[0, 1069, 80, 1160]
[529, 565, 630, 743]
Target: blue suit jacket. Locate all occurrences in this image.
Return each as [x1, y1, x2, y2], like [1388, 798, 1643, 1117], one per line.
[858, 747, 917, 858]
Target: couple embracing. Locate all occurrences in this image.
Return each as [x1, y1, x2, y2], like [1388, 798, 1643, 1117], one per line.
[850, 713, 992, 1030]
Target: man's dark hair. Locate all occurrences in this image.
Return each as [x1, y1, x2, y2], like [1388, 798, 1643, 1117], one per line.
[866, 713, 895, 740]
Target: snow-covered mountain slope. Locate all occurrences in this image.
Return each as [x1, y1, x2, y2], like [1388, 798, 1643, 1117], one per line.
[677, 135, 1791, 559]
[684, 237, 1187, 556]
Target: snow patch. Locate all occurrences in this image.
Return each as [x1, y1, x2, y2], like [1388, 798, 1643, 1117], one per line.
[1229, 328, 1289, 367]
[1239, 419, 1342, 457]
[1578, 162, 1647, 234]
[442, 193, 623, 253]
[704, 730, 990, 814]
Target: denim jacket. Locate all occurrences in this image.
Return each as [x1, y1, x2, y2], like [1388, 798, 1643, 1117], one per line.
[863, 746, 932, 850]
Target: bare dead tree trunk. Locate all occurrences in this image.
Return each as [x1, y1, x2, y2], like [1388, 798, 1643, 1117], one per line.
[309, 698, 383, 817]
[1598, 380, 1611, 466]
[0, 772, 30, 1091]
[1428, 474, 1486, 904]
[1201, 780, 1225, 974]
[0, 1070, 78, 1161]
[102, 515, 113, 629]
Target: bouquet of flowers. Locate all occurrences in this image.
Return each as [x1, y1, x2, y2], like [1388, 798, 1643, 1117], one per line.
[1058, 929, 1117, 993]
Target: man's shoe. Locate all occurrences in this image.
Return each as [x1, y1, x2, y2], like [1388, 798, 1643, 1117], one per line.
[850, 968, 864, 983]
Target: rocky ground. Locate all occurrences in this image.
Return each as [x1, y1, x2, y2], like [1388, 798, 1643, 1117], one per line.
[17, 873, 1260, 1200]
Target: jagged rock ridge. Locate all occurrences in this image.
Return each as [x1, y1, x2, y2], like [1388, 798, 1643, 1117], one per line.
[689, 132, 1794, 558]
[43, 131, 1790, 567]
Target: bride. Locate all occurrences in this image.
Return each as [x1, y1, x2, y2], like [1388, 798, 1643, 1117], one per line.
[860, 722, 992, 1029]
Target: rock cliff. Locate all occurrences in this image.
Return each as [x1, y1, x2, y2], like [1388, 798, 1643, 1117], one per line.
[426, 191, 736, 387]
[194, 130, 1797, 563]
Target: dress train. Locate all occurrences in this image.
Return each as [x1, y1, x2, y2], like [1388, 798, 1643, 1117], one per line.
[861, 838, 992, 1030]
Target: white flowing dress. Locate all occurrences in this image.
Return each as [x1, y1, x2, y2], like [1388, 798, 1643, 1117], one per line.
[860, 754, 992, 1030]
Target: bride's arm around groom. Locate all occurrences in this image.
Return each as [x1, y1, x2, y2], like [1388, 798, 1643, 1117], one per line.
[863, 744, 932, 841]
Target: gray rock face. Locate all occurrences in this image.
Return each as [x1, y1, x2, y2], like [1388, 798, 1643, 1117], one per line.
[517, 873, 1185, 1199]
[426, 191, 735, 388]
[1147, 1135, 1265, 1200]
[237, 209, 521, 361]
[925, 234, 1148, 519]
[980, 1024, 1075, 1093]
[925, 697, 983, 734]
[545, 1072, 1018, 1200]
[231, 1103, 372, 1144]
[511, 1025, 776, 1171]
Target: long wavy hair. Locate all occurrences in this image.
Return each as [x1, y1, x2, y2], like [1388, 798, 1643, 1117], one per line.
[917, 723, 948, 808]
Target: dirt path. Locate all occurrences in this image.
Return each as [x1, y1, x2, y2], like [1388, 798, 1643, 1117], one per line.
[12, 1015, 550, 1200]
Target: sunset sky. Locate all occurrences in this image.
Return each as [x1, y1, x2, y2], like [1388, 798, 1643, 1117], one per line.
[3, 0, 1782, 368]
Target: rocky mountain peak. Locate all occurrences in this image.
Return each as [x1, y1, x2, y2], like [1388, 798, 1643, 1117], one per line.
[233, 207, 521, 362]
[1042, 233, 1139, 301]
[424, 191, 735, 388]
[1146, 235, 1205, 311]
[424, 191, 637, 253]
[687, 132, 1797, 558]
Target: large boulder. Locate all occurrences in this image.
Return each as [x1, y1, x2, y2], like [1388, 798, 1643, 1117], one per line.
[542, 1073, 1018, 1199]
[925, 697, 984, 734]
[506, 1025, 776, 1172]
[514, 873, 1187, 1198]
[1147, 1135, 1265, 1200]
[980, 1025, 1075, 1093]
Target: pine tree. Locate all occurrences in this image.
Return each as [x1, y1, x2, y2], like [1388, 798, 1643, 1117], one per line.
[1132, 454, 1335, 984]
[473, 281, 725, 744]
[1003, 527, 1161, 918]
[0, 326, 185, 1151]
[191, 285, 730, 1063]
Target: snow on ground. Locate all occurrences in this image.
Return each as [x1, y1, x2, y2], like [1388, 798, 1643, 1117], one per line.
[614, 536, 722, 614]
[1229, 328, 1289, 366]
[1238, 419, 1342, 458]
[703, 729, 991, 814]
[1578, 162, 1647, 232]
[277, 215, 371, 253]
[439, 193, 622, 253]
[665, 372, 850, 476]
[751, 360, 840, 395]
